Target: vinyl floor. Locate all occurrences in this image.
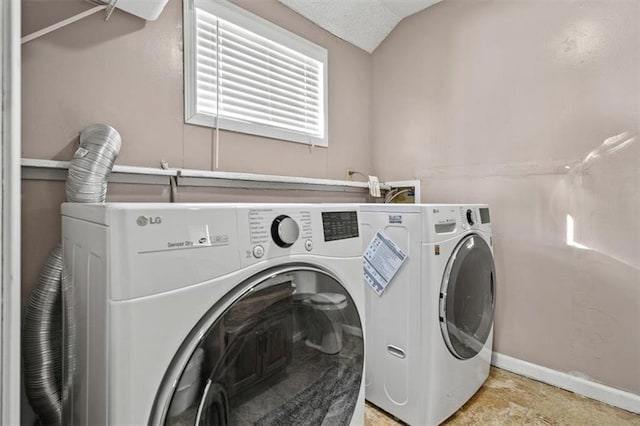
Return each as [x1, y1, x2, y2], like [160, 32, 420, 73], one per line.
[365, 367, 640, 425]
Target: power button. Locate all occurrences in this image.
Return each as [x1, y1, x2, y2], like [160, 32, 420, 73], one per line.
[252, 245, 265, 258]
[304, 239, 313, 251]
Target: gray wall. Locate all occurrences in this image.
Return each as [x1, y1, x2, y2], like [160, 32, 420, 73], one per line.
[371, 0, 640, 394]
[21, 0, 372, 297]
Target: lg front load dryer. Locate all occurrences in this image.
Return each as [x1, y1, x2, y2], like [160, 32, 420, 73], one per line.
[360, 204, 496, 425]
[61, 203, 365, 425]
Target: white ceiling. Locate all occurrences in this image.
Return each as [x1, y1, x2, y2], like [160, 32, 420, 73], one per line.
[277, 0, 442, 53]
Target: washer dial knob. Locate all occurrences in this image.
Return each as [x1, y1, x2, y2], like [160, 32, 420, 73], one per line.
[271, 215, 299, 248]
[466, 209, 476, 226]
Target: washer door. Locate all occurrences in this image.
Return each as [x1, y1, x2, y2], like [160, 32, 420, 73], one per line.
[439, 234, 496, 360]
[150, 265, 364, 426]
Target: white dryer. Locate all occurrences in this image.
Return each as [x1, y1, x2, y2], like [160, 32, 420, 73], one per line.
[61, 203, 365, 425]
[360, 204, 495, 425]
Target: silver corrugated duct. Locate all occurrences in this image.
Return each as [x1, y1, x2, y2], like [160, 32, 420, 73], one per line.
[22, 244, 64, 425]
[66, 124, 122, 203]
[23, 124, 121, 426]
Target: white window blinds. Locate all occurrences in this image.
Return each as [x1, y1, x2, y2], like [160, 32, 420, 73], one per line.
[185, 0, 328, 147]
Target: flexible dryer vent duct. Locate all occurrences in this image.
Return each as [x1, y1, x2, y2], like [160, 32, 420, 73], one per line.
[23, 124, 121, 426]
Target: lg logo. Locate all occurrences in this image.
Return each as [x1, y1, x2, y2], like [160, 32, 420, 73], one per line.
[137, 216, 162, 226]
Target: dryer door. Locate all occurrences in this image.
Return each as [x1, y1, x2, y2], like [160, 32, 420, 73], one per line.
[439, 234, 496, 360]
[150, 265, 364, 426]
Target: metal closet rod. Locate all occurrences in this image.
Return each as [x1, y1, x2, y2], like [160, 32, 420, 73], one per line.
[21, 1, 118, 45]
[21, 158, 390, 194]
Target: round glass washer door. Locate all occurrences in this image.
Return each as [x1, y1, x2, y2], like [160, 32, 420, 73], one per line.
[150, 264, 364, 426]
[439, 234, 496, 360]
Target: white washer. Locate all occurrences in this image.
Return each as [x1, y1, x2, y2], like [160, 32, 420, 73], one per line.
[61, 203, 366, 425]
[360, 204, 495, 425]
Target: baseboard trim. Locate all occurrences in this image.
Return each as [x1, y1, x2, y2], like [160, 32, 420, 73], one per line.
[491, 353, 640, 414]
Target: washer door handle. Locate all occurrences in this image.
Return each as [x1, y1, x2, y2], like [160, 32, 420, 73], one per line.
[387, 345, 406, 359]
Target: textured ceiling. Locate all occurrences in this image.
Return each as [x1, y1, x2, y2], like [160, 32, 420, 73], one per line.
[277, 0, 442, 53]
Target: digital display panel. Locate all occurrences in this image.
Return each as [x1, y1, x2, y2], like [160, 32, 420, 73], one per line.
[322, 211, 359, 241]
[479, 208, 491, 224]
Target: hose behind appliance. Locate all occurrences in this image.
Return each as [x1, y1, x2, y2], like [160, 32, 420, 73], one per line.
[23, 124, 121, 425]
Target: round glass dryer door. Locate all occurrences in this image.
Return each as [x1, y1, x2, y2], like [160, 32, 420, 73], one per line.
[439, 234, 496, 360]
[151, 265, 363, 426]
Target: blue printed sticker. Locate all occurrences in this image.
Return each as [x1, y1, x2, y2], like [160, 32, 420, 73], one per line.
[389, 215, 402, 224]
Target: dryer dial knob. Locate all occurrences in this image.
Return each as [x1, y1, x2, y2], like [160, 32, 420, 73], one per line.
[271, 215, 299, 248]
[466, 209, 476, 226]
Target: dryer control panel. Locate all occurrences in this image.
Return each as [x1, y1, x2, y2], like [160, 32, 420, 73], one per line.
[458, 206, 492, 231]
[421, 204, 492, 242]
[459, 207, 480, 231]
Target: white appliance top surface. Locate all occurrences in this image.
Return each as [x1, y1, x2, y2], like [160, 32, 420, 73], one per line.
[359, 203, 489, 213]
[61, 202, 357, 225]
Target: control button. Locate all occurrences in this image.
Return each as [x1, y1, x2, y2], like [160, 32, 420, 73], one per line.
[305, 239, 313, 251]
[466, 209, 476, 226]
[271, 215, 300, 248]
[252, 245, 265, 258]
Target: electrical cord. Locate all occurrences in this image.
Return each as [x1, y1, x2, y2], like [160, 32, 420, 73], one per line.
[385, 189, 411, 203]
[347, 170, 368, 181]
[347, 169, 414, 202]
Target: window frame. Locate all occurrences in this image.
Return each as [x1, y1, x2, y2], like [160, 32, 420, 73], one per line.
[183, 0, 329, 147]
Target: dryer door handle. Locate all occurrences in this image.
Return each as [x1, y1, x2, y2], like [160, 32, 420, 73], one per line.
[387, 345, 406, 359]
[490, 271, 496, 305]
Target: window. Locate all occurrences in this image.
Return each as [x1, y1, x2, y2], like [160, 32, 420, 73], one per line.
[184, 0, 328, 147]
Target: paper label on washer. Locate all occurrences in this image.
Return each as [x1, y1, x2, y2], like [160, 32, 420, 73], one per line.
[363, 231, 407, 296]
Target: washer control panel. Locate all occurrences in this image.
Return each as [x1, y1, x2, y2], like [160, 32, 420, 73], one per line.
[304, 239, 313, 251]
[321, 211, 359, 242]
[239, 206, 361, 263]
[248, 208, 312, 246]
[271, 215, 300, 248]
[252, 245, 265, 258]
[245, 208, 313, 259]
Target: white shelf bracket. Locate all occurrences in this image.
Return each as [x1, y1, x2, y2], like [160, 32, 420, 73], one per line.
[104, 0, 120, 21]
[21, 4, 107, 45]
